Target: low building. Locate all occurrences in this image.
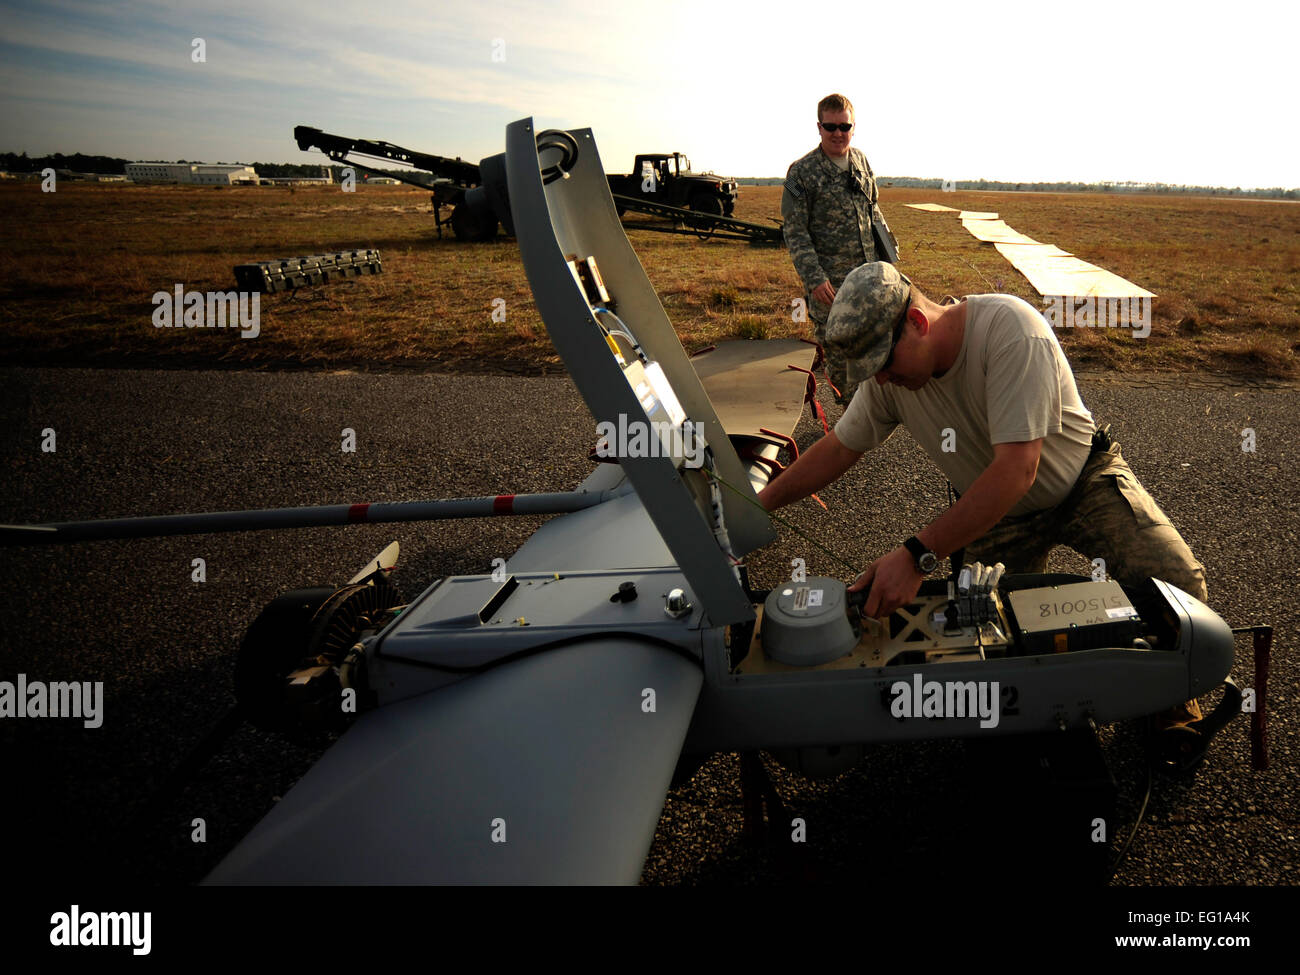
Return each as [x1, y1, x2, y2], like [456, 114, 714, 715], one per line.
[126, 162, 259, 185]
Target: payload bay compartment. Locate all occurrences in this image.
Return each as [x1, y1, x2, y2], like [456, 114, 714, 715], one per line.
[682, 572, 1233, 747]
[736, 577, 1161, 674]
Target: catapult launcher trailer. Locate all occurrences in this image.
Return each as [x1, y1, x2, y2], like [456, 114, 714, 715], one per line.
[293, 125, 784, 245]
[4, 120, 1270, 884]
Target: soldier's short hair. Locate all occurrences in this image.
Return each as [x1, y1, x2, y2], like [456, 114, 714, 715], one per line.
[817, 94, 855, 122]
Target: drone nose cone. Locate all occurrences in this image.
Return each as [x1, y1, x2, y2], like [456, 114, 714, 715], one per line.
[1161, 581, 1234, 696]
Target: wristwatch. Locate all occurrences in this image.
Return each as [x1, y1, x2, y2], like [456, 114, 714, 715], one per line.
[903, 536, 939, 575]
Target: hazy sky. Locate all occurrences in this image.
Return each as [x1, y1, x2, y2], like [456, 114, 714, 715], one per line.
[1, 0, 1295, 188]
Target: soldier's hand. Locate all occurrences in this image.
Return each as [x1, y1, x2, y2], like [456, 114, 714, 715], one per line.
[812, 281, 836, 307]
[848, 547, 922, 619]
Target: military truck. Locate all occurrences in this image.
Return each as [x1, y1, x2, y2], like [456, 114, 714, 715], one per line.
[607, 154, 737, 217]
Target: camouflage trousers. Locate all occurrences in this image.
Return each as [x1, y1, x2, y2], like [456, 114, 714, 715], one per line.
[964, 442, 1208, 601]
[811, 304, 857, 405]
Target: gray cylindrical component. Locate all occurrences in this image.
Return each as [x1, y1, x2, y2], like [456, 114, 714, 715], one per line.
[761, 576, 857, 666]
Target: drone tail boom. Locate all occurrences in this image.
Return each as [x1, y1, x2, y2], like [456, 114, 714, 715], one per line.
[0, 489, 626, 546]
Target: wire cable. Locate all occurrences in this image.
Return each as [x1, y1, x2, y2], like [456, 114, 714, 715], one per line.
[593, 307, 648, 363]
[702, 462, 861, 576]
[1107, 757, 1154, 882]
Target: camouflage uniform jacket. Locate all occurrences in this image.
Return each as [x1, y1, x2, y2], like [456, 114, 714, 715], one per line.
[781, 146, 880, 319]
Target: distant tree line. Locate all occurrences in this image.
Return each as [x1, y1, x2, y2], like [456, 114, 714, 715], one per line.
[248, 162, 339, 178]
[737, 174, 1298, 200]
[1, 151, 129, 174]
[0, 153, 406, 181]
[251, 162, 420, 181]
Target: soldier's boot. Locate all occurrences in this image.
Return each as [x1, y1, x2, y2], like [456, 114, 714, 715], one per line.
[1155, 698, 1202, 731]
[1149, 683, 1243, 772]
[1148, 699, 1204, 772]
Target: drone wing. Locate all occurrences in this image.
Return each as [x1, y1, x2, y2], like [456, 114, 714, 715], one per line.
[205, 636, 701, 884]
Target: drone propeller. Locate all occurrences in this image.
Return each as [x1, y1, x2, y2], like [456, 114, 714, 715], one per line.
[204, 636, 702, 884]
[346, 540, 400, 585]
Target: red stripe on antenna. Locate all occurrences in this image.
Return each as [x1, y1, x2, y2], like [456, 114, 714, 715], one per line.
[347, 504, 370, 522]
[493, 495, 515, 514]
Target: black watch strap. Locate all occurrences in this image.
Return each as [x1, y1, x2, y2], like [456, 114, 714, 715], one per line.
[903, 536, 938, 574]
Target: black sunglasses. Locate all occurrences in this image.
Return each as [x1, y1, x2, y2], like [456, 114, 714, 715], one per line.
[881, 301, 911, 371]
[819, 122, 854, 132]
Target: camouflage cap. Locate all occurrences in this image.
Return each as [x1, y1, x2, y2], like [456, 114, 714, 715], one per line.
[825, 262, 913, 386]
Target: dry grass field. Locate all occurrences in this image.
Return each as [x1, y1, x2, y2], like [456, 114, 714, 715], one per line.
[1, 181, 1296, 378]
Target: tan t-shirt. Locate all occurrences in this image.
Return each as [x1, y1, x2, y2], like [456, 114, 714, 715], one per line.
[835, 294, 1094, 517]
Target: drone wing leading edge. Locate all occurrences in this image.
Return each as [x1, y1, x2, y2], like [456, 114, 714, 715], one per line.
[205, 636, 702, 884]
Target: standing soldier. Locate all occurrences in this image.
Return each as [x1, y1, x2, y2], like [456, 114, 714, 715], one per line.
[782, 93, 895, 403]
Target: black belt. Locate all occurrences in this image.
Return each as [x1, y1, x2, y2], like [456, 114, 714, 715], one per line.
[1091, 422, 1113, 454]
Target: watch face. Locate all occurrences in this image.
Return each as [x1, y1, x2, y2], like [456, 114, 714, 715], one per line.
[919, 552, 938, 573]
